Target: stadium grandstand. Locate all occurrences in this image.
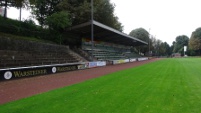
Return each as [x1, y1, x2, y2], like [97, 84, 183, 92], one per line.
[0, 20, 148, 81]
[67, 20, 147, 63]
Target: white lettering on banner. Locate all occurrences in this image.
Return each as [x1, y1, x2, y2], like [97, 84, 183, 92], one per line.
[57, 66, 77, 72]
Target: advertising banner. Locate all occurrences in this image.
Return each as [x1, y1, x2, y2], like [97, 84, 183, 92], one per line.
[0, 64, 79, 81]
[124, 59, 130, 63]
[84, 62, 89, 68]
[113, 59, 129, 65]
[138, 57, 148, 61]
[97, 61, 106, 66]
[130, 58, 137, 62]
[85, 61, 106, 68]
[89, 62, 97, 68]
[77, 64, 86, 70]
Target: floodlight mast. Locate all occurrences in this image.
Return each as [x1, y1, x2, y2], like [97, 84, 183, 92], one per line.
[149, 28, 151, 56]
[91, 0, 94, 61]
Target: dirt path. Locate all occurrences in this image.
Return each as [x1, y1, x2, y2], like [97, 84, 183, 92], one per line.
[0, 58, 160, 105]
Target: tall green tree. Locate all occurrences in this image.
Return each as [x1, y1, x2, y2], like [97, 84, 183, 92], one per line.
[93, 0, 123, 31]
[173, 35, 189, 55]
[153, 39, 162, 56]
[129, 28, 149, 55]
[31, 0, 123, 31]
[129, 28, 149, 42]
[158, 42, 171, 56]
[56, 0, 91, 25]
[189, 27, 201, 55]
[150, 36, 171, 56]
[171, 41, 175, 52]
[46, 11, 71, 32]
[46, 11, 72, 44]
[30, 0, 61, 26]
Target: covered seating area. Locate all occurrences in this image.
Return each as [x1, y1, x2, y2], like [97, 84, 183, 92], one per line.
[67, 20, 148, 61]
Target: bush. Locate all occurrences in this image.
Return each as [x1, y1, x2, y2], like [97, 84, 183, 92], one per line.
[0, 16, 55, 42]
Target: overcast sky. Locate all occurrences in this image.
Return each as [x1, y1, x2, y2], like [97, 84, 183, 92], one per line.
[6, 0, 201, 45]
[7, 7, 31, 20]
[110, 0, 201, 45]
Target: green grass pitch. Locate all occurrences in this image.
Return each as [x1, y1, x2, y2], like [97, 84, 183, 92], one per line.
[1, 58, 201, 113]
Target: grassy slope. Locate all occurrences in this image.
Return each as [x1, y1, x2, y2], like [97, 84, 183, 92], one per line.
[1, 58, 201, 113]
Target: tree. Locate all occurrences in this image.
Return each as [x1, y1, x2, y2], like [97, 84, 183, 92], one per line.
[154, 39, 162, 56]
[173, 35, 189, 55]
[31, 0, 123, 31]
[46, 11, 72, 44]
[149, 36, 171, 56]
[189, 38, 201, 55]
[158, 42, 171, 56]
[129, 28, 149, 42]
[46, 11, 71, 31]
[30, 0, 61, 26]
[93, 0, 123, 31]
[189, 27, 201, 55]
[129, 28, 149, 55]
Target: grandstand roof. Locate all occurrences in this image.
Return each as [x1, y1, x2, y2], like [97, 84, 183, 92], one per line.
[66, 20, 148, 46]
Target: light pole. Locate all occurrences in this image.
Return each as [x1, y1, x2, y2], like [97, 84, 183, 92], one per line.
[91, 0, 94, 51]
[149, 28, 151, 56]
